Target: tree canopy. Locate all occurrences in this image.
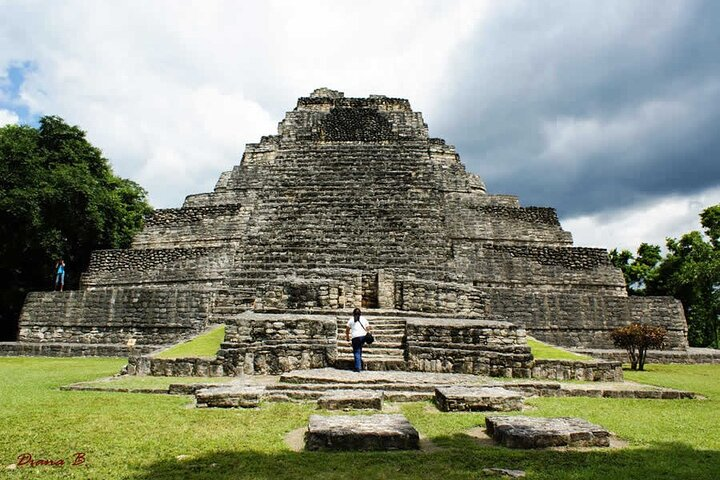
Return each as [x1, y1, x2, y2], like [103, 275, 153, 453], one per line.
[610, 204, 720, 348]
[0, 116, 152, 340]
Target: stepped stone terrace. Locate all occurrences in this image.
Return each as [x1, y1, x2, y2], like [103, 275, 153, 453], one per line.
[8, 87, 689, 374]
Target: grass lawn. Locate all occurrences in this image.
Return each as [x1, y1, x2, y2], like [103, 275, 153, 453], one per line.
[154, 325, 225, 359]
[1, 358, 719, 479]
[527, 338, 592, 360]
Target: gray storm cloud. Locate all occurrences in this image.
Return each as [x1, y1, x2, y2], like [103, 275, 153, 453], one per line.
[432, 0, 720, 217]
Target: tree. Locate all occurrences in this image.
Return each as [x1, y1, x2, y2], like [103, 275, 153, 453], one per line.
[609, 243, 662, 295]
[647, 207, 720, 348]
[0, 116, 153, 340]
[610, 205, 719, 348]
[611, 323, 667, 370]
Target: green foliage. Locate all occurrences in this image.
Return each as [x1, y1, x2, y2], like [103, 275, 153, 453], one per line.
[2, 358, 720, 479]
[610, 323, 667, 370]
[155, 325, 226, 359]
[609, 243, 662, 295]
[648, 205, 720, 348]
[611, 204, 720, 348]
[0, 116, 153, 339]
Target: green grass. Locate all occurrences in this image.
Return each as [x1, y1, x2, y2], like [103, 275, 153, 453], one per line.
[527, 337, 592, 360]
[1, 358, 719, 479]
[155, 325, 225, 359]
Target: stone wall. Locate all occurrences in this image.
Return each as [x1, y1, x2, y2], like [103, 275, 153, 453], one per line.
[486, 290, 688, 349]
[0, 342, 156, 357]
[445, 194, 574, 246]
[126, 355, 226, 376]
[574, 347, 720, 364]
[132, 204, 253, 248]
[219, 312, 337, 374]
[405, 318, 533, 377]
[394, 279, 485, 316]
[453, 243, 626, 294]
[531, 359, 623, 382]
[252, 273, 361, 311]
[18, 289, 211, 345]
[82, 247, 231, 287]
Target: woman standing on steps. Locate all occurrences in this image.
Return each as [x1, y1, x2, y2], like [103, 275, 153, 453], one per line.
[345, 308, 372, 372]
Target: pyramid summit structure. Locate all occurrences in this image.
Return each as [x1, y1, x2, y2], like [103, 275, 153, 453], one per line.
[13, 88, 688, 371]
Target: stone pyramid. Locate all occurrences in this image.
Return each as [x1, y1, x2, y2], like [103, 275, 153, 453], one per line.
[15, 88, 687, 364]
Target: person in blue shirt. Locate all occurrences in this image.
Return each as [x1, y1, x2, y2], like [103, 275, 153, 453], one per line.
[54, 259, 65, 292]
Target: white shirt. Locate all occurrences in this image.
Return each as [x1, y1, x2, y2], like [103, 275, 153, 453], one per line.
[347, 316, 369, 339]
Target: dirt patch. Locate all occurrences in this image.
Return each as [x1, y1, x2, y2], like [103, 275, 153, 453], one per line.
[285, 427, 306, 452]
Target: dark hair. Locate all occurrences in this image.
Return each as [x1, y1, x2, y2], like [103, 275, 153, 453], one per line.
[353, 308, 361, 321]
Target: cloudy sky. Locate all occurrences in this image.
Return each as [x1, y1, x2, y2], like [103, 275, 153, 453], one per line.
[1, 0, 718, 251]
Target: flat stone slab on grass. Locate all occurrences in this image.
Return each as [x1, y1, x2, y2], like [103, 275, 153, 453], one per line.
[317, 389, 383, 410]
[195, 385, 266, 408]
[486, 416, 610, 449]
[305, 414, 419, 451]
[435, 386, 524, 412]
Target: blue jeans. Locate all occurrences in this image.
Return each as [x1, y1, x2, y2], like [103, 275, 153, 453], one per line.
[351, 336, 365, 371]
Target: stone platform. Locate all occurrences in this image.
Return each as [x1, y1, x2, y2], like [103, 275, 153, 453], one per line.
[485, 416, 611, 448]
[195, 385, 265, 408]
[435, 386, 524, 412]
[317, 389, 383, 410]
[187, 368, 696, 407]
[305, 414, 419, 451]
[574, 347, 720, 365]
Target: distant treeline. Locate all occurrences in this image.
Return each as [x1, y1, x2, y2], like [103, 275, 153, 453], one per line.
[0, 116, 153, 340]
[610, 205, 720, 348]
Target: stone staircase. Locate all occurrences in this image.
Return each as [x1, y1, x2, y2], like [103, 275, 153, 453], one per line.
[332, 315, 407, 371]
[262, 369, 483, 402]
[191, 367, 697, 408]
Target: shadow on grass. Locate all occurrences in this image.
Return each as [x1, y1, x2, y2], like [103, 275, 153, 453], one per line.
[130, 436, 720, 480]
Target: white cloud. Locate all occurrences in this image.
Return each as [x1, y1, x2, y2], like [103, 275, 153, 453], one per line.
[0, 108, 18, 126]
[0, 0, 492, 207]
[562, 186, 720, 251]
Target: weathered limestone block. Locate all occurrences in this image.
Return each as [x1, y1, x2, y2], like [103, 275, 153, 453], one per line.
[195, 385, 265, 408]
[305, 414, 419, 451]
[435, 386, 524, 412]
[317, 389, 383, 410]
[531, 359, 623, 382]
[405, 318, 533, 377]
[220, 312, 337, 374]
[485, 416, 610, 448]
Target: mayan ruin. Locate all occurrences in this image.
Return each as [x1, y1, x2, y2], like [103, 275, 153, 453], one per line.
[13, 88, 690, 375]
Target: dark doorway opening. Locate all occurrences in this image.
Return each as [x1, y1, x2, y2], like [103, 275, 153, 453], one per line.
[361, 272, 379, 309]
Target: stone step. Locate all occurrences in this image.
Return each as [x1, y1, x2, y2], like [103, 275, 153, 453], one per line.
[332, 357, 408, 371]
[265, 389, 433, 403]
[336, 340, 404, 348]
[336, 329, 406, 336]
[268, 382, 437, 393]
[339, 320, 407, 324]
[337, 346, 405, 356]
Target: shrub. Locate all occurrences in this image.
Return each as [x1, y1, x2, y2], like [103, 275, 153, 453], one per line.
[611, 323, 667, 371]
